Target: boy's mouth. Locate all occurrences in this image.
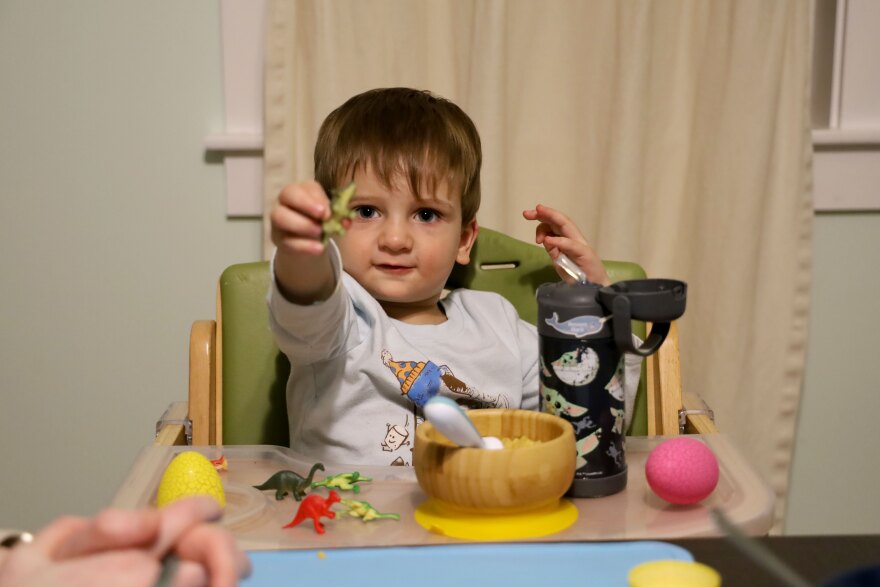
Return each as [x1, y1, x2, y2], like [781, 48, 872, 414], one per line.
[376, 263, 414, 274]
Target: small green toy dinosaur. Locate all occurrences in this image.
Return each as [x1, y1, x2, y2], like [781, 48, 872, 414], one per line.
[253, 463, 324, 501]
[321, 182, 357, 244]
[340, 499, 400, 522]
[311, 471, 372, 494]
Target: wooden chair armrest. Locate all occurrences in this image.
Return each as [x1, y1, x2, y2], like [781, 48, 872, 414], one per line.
[681, 391, 719, 434]
[645, 322, 719, 435]
[646, 321, 683, 435]
[189, 320, 217, 445]
[154, 401, 189, 446]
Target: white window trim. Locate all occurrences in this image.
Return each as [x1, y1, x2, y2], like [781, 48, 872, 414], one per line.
[205, 0, 266, 218]
[812, 0, 880, 211]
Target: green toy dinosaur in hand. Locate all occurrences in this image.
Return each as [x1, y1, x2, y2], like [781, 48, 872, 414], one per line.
[340, 499, 400, 522]
[321, 182, 356, 244]
[311, 471, 372, 494]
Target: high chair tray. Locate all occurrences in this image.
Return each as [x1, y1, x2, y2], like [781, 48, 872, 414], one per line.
[112, 434, 774, 550]
[242, 541, 693, 587]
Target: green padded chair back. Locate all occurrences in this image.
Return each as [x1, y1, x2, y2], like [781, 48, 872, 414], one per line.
[219, 227, 648, 445]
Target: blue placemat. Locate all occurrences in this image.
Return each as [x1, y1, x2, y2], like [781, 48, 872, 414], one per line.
[242, 541, 692, 586]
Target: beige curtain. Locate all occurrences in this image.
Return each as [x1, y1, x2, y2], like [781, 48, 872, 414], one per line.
[264, 0, 813, 533]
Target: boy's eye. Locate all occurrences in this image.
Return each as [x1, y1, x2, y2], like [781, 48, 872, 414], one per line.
[354, 206, 377, 219]
[416, 208, 440, 222]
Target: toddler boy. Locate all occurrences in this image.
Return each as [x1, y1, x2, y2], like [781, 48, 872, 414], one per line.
[268, 87, 633, 466]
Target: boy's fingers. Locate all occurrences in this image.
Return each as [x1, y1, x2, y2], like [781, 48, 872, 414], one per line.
[271, 230, 326, 256]
[270, 203, 324, 240]
[277, 182, 330, 221]
[531, 204, 586, 243]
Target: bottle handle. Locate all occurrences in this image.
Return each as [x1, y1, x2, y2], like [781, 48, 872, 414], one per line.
[611, 296, 670, 356]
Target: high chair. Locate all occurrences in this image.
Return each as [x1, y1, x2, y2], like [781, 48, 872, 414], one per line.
[155, 228, 715, 446]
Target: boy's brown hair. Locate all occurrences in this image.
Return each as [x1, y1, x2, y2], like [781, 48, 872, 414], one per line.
[314, 88, 482, 224]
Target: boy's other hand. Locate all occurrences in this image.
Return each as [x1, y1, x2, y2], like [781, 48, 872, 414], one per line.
[523, 204, 611, 286]
[270, 181, 332, 257]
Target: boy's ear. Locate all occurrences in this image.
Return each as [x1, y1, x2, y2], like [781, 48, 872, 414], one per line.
[456, 219, 479, 265]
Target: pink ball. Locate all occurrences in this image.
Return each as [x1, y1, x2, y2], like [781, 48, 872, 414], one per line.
[645, 437, 719, 505]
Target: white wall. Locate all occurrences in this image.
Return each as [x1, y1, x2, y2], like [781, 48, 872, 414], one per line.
[0, 2, 260, 530]
[0, 1, 877, 537]
[785, 212, 880, 534]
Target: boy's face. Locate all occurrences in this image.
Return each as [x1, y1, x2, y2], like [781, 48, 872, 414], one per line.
[335, 165, 477, 319]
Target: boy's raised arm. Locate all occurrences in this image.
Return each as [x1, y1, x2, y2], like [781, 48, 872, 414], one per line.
[270, 181, 338, 304]
[523, 204, 611, 286]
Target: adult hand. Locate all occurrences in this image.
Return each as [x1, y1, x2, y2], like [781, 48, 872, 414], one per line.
[0, 497, 250, 587]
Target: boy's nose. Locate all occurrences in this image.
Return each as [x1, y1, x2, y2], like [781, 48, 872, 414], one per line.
[379, 219, 413, 252]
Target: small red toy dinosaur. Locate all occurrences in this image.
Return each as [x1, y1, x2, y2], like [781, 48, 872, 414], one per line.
[282, 490, 341, 534]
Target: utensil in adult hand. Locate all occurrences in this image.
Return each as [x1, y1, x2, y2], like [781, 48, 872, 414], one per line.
[711, 508, 813, 587]
[424, 396, 503, 450]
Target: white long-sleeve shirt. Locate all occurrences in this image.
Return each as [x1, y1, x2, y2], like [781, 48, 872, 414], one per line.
[268, 243, 540, 467]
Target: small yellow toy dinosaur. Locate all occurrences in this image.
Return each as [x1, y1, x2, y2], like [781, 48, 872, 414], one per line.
[339, 499, 400, 522]
[311, 471, 372, 494]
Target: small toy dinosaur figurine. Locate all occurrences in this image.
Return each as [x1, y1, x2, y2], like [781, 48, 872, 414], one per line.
[321, 181, 356, 244]
[340, 499, 400, 522]
[210, 454, 228, 471]
[311, 471, 372, 494]
[283, 490, 341, 534]
[253, 463, 324, 501]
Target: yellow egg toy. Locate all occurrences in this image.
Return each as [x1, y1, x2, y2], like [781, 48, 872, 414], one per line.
[156, 451, 226, 509]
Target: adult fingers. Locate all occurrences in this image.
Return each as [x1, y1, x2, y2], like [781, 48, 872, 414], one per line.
[149, 498, 223, 560]
[173, 525, 251, 587]
[51, 509, 160, 560]
[4, 550, 161, 587]
[27, 516, 90, 559]
[168, 559, 208, 587]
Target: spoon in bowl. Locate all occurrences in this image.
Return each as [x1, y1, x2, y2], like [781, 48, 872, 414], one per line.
[424, 396, 504, 450]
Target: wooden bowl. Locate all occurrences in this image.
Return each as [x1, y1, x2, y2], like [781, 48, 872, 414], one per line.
[413, 409, 576, 514]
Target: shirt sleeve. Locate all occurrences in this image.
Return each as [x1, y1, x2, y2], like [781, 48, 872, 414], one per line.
[623, 337, 643, 429]
[266, 242, 355, 367]
[519, 320, 541, 411]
